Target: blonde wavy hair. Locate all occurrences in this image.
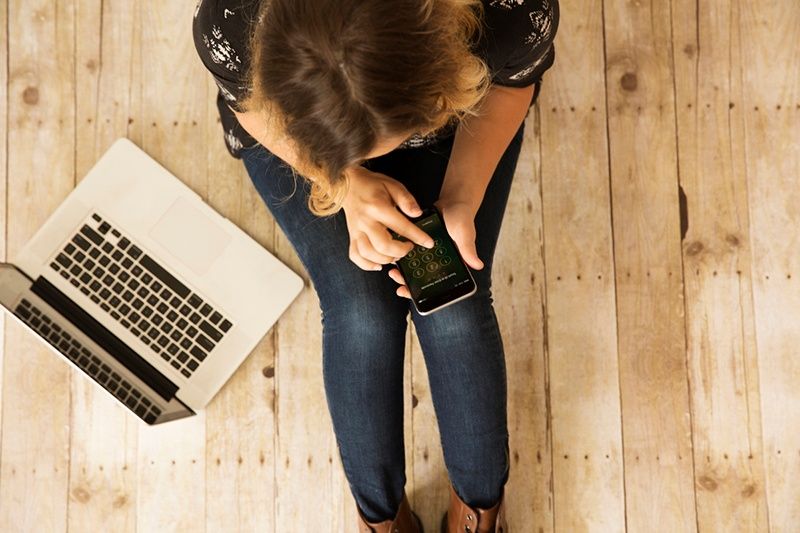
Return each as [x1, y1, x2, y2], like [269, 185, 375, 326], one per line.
[239, 0, 492, 217]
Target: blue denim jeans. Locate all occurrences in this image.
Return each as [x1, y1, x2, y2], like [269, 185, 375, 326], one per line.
[241, 115, 526, 523]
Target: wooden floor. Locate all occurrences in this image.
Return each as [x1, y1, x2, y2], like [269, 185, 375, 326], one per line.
[1, 1, 798, 531]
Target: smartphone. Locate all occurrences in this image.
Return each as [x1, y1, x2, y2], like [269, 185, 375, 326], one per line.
[389, 206, 477, 316]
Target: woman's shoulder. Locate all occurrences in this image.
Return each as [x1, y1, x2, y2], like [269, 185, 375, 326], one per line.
[193, 0, 262, 78]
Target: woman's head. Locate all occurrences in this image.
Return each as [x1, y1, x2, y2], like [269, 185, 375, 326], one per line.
[241, 0, 492, 216]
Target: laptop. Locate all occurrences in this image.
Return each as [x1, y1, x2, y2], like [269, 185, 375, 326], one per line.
[0, 138, 304, 425]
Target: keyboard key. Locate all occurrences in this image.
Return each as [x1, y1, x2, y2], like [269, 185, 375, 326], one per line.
[157, 303, 168, 314]
[73, 233, 91, 250]
[122, 290, 134, 301]
[177, 351, 189, 363]
[93, 267, 104, 278]
[142, 306, 153, 318]
[74, 251, 86, 263]
[90, 280, 102, 292]
[137, 287, 150, 299]
[84, 259, 95, 271]
[152, 315, 163, 325]
[139, 318, 149, 330]
[170, 360, 181, 370]
[127, 245, 142, 259]
[171, 296, 182, 308]
[110, 296, 121, 307]
[102, 242, 113, 253]
[189, 312, 201, 324]
[56, 253, 72, 268]
[90, 295, 100, 304]
[80, 225, 104, 245]
[132, 298, 143, 310]
[132, 265, 143, 276]
[209, 311, 222, 325]
[70, 264, 81, 276]
[157, 335, 169, 347]
[111, 250, 123, 261]
[167, 310, 178, 322]
[169, 329, 181, 342]
[89, 247, 100, 258]
[177, 318, 188, 329]
[190, 345, 207, 361]
[196, 334, 215, 352]
[99, 255, 110, 266]
[186, 326, 198, 338]
[140, 255, 191, 298]
[167, 343, 179, 355]
[112, 282, 124, 294]
[199, 303, 212, 316]
[119, 271, 130, 282]
[119, 237, 130, 250]
[79, 273, 92, 284]
[98, 221, 111, 234]
[180, 338, 192, 349]
[147, 295, 158, 306]
[160, 322, 172, 334]
[199, 320, 223, 342]
[100, 288, 111, 299]
[188, 294, 203, 308]
[119, 304, 130, 315]
[148, 327, 159, 339]
[160, 288, 171, 300]
[129, 312, 140, 323]
[128, 279, 140, 291]
[120, 319, 130, 328]
[92, 213, 102, 222]
[121, 257, 133, 269]
[109, 263, 120, 275]
[180, 368, 191, 378]
[219, 319, 232, 333]
[65, 243, 76, 255]
[179, 304, 192, 316]
[187, 359, 199, 371]
[151, 280, 162, 292]
[102, 274, 114, 286]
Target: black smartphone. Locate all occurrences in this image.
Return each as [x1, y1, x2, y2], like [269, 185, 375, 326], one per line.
[389, 206, 477, 315]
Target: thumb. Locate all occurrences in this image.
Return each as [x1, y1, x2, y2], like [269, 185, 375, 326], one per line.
[456, 238, 484, 270]
[385, 180, 423, 217]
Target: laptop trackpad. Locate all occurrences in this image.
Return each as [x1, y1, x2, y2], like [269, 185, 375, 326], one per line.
[149, 196, 232, 277]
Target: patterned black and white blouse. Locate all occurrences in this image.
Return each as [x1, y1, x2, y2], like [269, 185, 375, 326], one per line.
[193, 0, 560, 159]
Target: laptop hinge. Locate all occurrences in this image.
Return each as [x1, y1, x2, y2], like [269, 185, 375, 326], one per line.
[30, 275, 179, 402]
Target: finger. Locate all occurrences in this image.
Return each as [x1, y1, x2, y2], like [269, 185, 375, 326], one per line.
[349, 239, 383, 271]
[383, 179, 424, 218]
[456, 238, 484, 270]
[387, 268, 406, 286]
[366, 222, 417, 259]
[396, 285, 411, 299]
[377, 209, 435, 250]
[355, 233, 395, 265]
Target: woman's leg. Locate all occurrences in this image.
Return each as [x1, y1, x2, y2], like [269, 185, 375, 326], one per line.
[366, 121, 526, 509]
[240, 146, 412, 523]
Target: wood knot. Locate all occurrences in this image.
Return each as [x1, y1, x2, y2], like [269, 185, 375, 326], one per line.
[22, 86, 39, 105]
[698, 475, 718, 491]
[85, 59, 97, 72]
[725, 233, 740, 247]
[685, 241, 704, 256]
[741, 483, 756, 498]
[620, 72, 638, 92]
[71, 486, 91, 503]
[683, 44, 696, 58]
[262, 365, 274, 378]
[411, 394, 419, 408]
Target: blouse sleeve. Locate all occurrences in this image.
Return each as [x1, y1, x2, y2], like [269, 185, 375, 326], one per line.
[491, 0, 560, 88]
[192, 0, 255, 112]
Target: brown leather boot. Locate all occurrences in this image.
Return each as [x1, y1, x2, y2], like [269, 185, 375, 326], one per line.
[357, 491, 424, 533]
[439, 482, 508, 533]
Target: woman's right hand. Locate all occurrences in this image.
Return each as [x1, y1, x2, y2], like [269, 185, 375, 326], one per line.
[340, 165, 435, 271]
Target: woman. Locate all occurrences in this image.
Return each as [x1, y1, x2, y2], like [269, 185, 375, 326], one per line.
[193, 0, 559, 531]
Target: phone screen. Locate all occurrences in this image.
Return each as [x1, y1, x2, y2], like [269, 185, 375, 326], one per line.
[391, 208, 476, 314]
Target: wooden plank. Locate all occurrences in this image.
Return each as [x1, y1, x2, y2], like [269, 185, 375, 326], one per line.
[538, 0, 626, 529]
[603, 0, 697, 530]
[202, 72, 283, 531]
[738, 1, 800, 530]
[671, 0, 770, 530]
[493, 107, 553, 529]
[0, 1, 76, 532]
[64, 2, 141, 530]
[135, 2, 208, 531]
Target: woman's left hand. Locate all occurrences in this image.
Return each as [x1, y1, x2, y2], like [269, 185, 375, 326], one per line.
[387, 197, 484, 299]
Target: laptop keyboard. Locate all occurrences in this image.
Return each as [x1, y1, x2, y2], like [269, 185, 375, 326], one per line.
[48, 212, 234, 379]
[13, 297, 162, 424]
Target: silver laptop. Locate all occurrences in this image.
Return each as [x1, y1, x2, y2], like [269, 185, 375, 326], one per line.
[0, 138, 304, 425]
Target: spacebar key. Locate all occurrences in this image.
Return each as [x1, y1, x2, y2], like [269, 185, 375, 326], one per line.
[139, 255, 191, 298]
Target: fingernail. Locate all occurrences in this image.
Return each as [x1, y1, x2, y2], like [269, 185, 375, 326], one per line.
[373, 265, 383, 271]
